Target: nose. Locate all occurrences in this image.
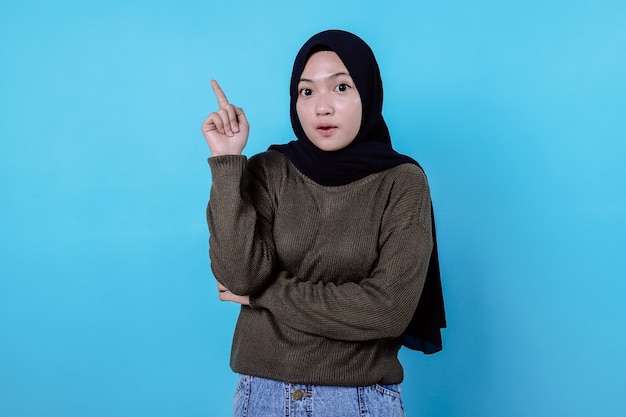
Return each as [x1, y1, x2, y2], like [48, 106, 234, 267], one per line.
[315, 92, 333, 116]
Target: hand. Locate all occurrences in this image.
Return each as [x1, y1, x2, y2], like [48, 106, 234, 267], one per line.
[201, 80, 250, 157]
[217, 281, 250, 306]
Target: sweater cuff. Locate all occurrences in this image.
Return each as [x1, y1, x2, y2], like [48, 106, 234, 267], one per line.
[207, 155, 247, 176]
[248, 288, 268, 310]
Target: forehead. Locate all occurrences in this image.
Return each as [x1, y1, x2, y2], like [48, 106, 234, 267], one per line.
[300, 51, 350, 79]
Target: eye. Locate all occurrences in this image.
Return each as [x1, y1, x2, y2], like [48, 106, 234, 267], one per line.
[299, 88, 312, 96]
[336, 83, 351, 92]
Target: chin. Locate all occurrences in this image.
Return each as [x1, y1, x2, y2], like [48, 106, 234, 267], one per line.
[310, 137, 353, 152]
[314, 143, 346, 152]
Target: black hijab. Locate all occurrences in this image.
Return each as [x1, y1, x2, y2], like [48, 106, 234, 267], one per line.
[270, 30, 446, 353]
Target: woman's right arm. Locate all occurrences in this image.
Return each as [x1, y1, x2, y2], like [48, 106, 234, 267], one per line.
[202, 80, 276, 295]
[206, 154, 276, 296]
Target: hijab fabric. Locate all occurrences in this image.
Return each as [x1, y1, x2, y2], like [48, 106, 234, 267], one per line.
[270, 29, 446, 353]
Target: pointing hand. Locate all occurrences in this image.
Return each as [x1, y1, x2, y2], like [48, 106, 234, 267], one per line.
[201, 80, 249, 156]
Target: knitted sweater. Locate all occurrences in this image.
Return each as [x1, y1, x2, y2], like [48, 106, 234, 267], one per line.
[207, 150, 433, 386]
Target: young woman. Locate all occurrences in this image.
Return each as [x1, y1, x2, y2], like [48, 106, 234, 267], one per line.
[202, 29, 445, 417]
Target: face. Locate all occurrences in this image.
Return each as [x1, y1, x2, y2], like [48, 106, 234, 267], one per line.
[296, 51, 362, 151]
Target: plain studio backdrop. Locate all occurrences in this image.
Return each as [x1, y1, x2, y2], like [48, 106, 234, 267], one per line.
[1, 1, 625, 416]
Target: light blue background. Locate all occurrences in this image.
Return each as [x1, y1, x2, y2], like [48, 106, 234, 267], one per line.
[1, 0, 625, 416]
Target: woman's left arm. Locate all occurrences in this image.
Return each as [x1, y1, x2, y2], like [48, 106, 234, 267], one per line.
[242, 171, 434, 341]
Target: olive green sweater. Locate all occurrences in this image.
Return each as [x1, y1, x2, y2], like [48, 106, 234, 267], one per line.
[207, 151, 433, 386]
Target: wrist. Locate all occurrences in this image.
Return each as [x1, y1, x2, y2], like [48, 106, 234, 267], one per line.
[210, 151, 242, 157]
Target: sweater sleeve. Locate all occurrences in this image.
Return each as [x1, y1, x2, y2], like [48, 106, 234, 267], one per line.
[249, 173, 434, 342]
[206, 154, 276, 295]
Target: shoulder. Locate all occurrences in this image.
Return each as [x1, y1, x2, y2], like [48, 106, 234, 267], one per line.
[245, 150, 294, 188]
[248, 150, 290, 171]
[389, 162, 427, 178]
[383, 163, 430, 194]
[378, 163, 432, 229]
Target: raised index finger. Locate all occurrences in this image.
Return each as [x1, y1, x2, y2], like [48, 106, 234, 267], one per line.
[210, 79, 229, 108]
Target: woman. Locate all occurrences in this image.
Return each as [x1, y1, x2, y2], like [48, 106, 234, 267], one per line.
[202, 29, 445, 417]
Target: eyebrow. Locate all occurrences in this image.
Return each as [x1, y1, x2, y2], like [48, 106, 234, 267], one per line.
[299, 72, 351, 83]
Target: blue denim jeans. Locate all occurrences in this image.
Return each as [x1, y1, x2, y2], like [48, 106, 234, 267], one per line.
[233, 374, 406, 417]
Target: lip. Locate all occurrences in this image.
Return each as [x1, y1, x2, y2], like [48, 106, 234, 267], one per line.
[316, 123, 337, 136]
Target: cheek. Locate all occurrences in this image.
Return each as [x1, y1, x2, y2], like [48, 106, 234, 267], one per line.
[349, 101, 363, 133]
[295, 101, 308, 125]
[296, 103, 316, 139]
